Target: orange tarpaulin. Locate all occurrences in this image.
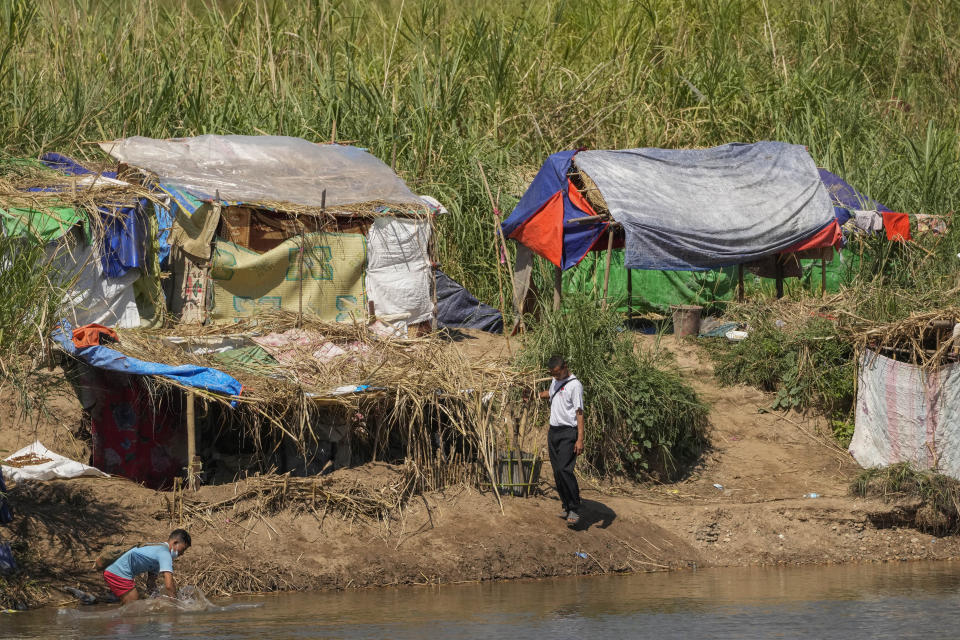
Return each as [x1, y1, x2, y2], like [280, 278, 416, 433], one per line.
[72, 323, 118, 348]
[508, 191, 565, 268]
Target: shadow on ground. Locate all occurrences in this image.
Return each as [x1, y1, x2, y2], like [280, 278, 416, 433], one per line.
[1, 480, 129, 607]
[572, 498, 616, 531]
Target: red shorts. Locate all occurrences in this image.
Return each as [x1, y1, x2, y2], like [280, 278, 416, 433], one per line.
[103, 570, 136, 597]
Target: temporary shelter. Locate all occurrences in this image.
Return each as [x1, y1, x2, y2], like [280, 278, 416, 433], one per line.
[102, 135, 437, 331]
[561, 167, 917, 315]
[3, 138, 514, 490]
[849, 313, 960, 479]
[502, 142, 916, 319]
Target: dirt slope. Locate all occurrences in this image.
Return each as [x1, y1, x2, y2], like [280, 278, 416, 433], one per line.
[2, 334, 958, 609]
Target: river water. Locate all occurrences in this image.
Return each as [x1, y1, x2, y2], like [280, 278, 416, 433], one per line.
[5, 561, 960, 639]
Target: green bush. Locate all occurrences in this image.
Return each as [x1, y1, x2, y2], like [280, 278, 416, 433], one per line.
[516, 295, 708, 481]
[706, 315, 855, 421]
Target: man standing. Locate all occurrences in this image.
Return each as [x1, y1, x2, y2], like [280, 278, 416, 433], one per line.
[101, 529, 191, 604]
[538, 355, 584, 526]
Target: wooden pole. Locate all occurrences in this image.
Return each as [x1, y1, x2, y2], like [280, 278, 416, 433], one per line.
[186, 391, 199, 491]
[601, 225, 615, 303]
[775, 254, 784, 299]
[429, 216, 439, 332]
[737, 264, 745, 302]
[553, 265, 563, 311]
[821, 254, 827, 298]
[627, 267, 633, 322]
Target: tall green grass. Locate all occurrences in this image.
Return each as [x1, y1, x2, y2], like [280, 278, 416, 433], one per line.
[1, 0, 958, 305]
[0, 231, 66, 418]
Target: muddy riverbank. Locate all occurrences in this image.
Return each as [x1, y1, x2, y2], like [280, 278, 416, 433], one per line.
[2, 335, 957, 609]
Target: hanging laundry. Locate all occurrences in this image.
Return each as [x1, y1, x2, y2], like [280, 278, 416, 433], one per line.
[882, 212, 911, 242]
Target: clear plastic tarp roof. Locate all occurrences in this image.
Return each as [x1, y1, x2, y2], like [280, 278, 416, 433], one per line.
[100, 135, 423, 209]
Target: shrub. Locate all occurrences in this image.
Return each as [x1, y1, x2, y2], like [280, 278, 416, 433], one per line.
[516, 295, 708, 481]
[853, 463, 960, 535]
[706, 314, 855, 421]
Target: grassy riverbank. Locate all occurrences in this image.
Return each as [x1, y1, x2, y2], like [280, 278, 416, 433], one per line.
[2, 0, 960, 610]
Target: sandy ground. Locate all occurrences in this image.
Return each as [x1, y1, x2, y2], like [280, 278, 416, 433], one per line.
[2, 333, 958, 609]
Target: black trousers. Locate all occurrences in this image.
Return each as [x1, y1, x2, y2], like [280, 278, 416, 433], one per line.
[548, 427, 581, 512]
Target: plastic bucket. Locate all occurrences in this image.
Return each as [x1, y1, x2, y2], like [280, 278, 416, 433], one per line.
[671, 305, 703, 337]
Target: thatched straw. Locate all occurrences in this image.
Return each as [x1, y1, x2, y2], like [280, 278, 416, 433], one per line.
[112, 311, 533, 493]
[228, 197, 432, 219]
[159, 466, 419, 526]
[0, 161, 164, 258]
[569, 158, 610, 217]
[855, 307, 960, 369]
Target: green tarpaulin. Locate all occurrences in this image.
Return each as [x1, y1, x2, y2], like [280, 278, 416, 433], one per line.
[563, 249, 855, 313]
[0, 206, 89, 243]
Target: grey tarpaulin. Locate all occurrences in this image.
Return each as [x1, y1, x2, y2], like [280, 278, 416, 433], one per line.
[100, 135, 425, 209]
[574, 142, 835, 270]
[436, 269, 503, 333]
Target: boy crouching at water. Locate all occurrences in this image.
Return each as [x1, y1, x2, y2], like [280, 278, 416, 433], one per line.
[101, 529, 191, 604]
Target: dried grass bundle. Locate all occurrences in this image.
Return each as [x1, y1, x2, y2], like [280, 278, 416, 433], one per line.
[233, 198, 431, 219]
[159, 466, 418, 526]
[856, 307, 960, 369]
[114, 311, 531, 493]
[179, 552, 308, 596]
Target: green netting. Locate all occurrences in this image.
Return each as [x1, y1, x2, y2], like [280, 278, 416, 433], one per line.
[563, 248, 855, 313]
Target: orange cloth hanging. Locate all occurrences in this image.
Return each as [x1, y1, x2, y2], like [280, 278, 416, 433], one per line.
[882, 212, 911, 242]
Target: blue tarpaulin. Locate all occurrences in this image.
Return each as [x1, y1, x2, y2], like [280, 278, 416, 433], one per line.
[52, 321, 243, 399]
[436, 269, 503, 333]
[154, 183, 201, 266]
[500, 150, 608, 270]
[39, 153, 145, 278]
[818, 168, 891, 227]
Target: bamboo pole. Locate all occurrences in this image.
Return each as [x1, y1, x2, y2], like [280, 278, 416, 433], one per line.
[476, 161, 511, 353]
[775, 254, 784, 299]
[821, 254, 827, 298]
[186, 391, 199, 491]
[737, 264, 745, 302]
[553, 265, 563, 311]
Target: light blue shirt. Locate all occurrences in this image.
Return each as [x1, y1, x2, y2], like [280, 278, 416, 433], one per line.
[106, 544, 174, 580]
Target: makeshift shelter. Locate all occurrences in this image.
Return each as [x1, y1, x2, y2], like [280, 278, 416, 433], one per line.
[561, 167, 909, 313]
[849, 314, 960, 479]
[3, 137, 515, 491]
[101, 135, 437, 331]
[501, 142, 912, 321]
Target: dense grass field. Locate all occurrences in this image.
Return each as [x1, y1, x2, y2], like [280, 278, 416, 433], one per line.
[1, 0, 959, 304]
